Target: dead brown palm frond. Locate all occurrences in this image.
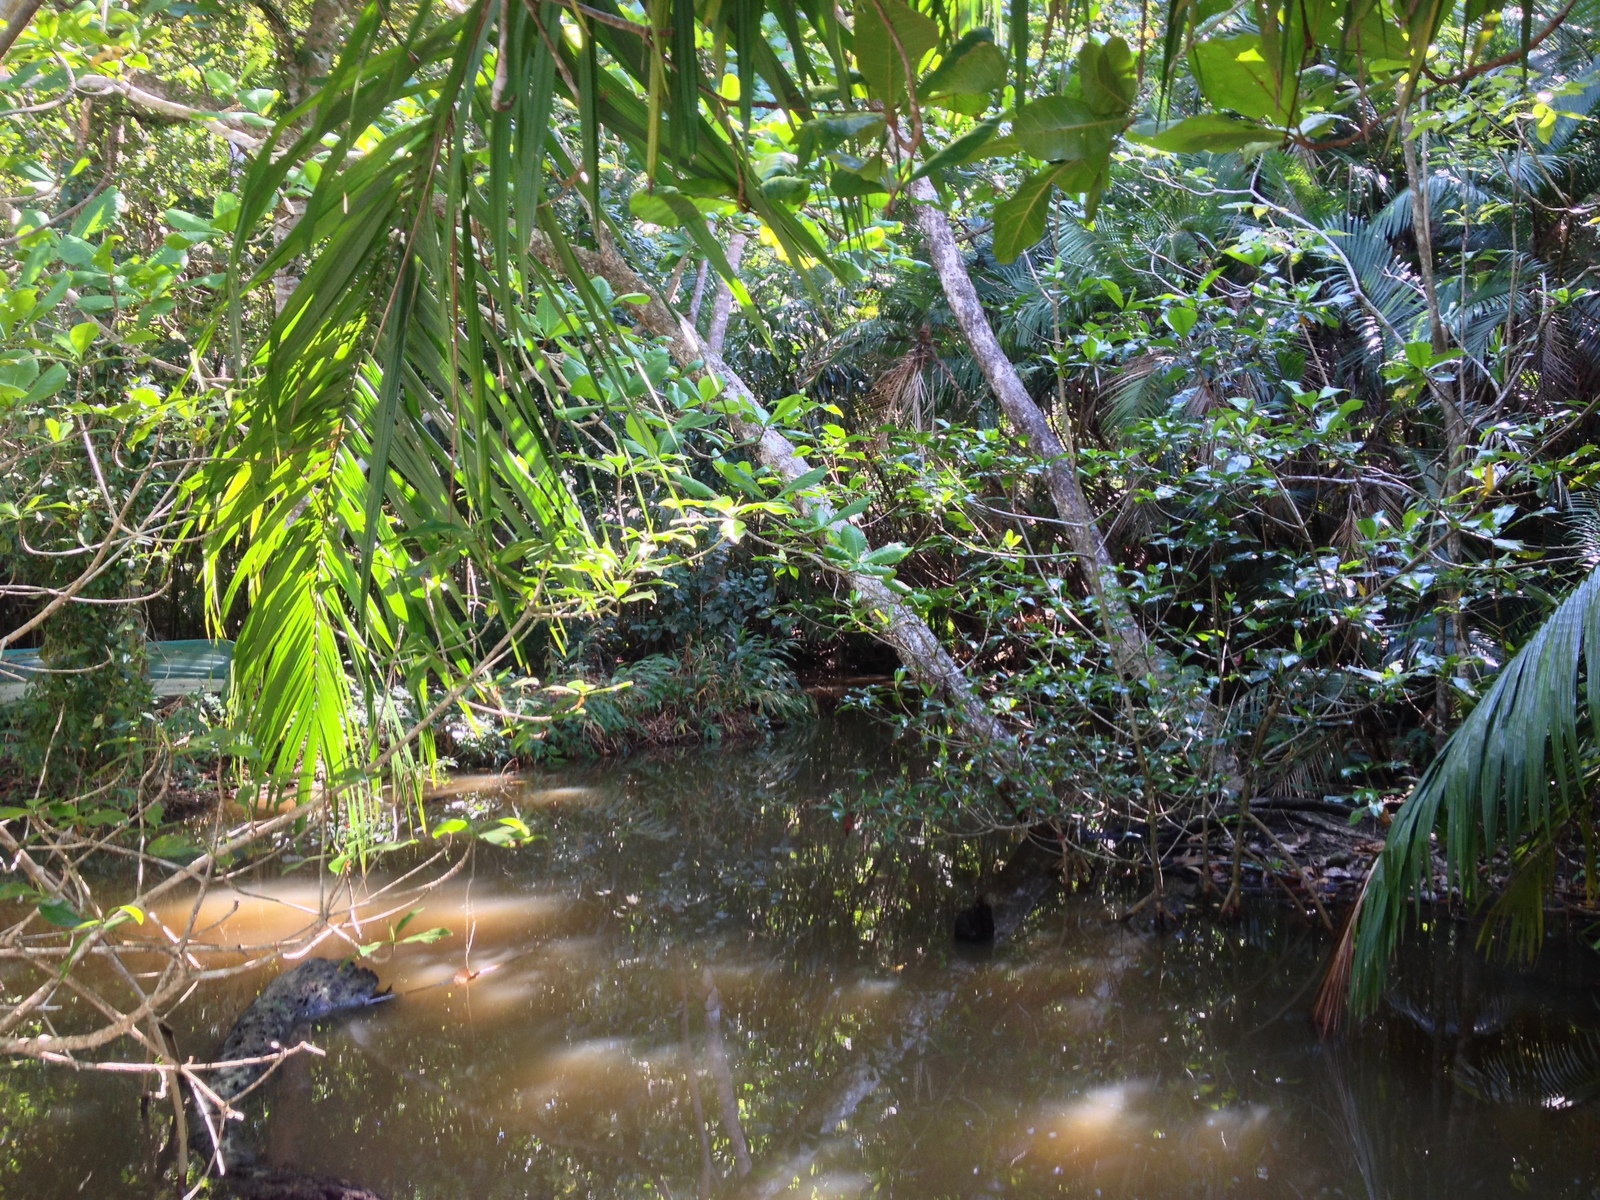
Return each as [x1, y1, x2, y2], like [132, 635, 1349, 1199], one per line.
[869, 329, 936, 432]
[1538, 318, 1580, 412]
[1314, 855, 1379, 1036]
[1332, 486, 1368, 554]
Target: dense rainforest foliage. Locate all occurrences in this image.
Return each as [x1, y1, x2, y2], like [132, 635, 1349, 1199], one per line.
[4, 0, 1600, 1097]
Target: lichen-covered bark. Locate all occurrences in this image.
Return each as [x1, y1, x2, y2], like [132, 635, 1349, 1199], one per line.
[908, 177, 1154, 680]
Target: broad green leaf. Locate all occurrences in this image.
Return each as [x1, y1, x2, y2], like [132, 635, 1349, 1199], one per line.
[146, 833, 204, 862]
[69, 189, 120, 239]
[239, 87, 277, 114]
[1131, 113, 1280, 153]
[761, 175, 811, 205]
[967, 133, 1021, 160]
[863, 543, 910, 566]
[1191, 35, 1293, 123]
[212, 192, 242, 232]
[920, 30, 1008, 106]
[830, 168, 888, 197]
[992, 165, 1071, 263]
[674, 176, 738, 198]
[37, 900, 84, 928]
[1342, 0, 1411, 68]
[834, 522, 869, 558]
[852, 0, 939, 107]
[777, 465, 830, 497]
[629, 188, 685, 227]
[911, 119, 1000, 180]
[796, 113, 886, 165]
[1163, 306, 1199, 336]
[22, 363, 69, 405]
[164, 208, 217, 240]
[69, 321, 99, 358]
[1079, 35, 1138, 117]
[1013, 96, 1123, 163]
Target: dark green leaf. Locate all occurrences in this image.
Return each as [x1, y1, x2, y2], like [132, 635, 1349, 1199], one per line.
[1079, 35, 1138, 117]
[830, 168, 888, 197]
[760, 175, 811, 204]
[37, 900, 84, 928]
[146, 833, 204, 863]
[1013, 95, 1123, 162]
[1190, 34, 1293, 122]
[992, 165, 1064, 263]
[852, 0, 939, 107]
[1131, 112, 1280, 152]
[911, 119, 999, 180]
[920, 30, 1007, 104]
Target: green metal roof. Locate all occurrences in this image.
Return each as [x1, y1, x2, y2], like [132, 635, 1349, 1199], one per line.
[0, 640, 233, 702]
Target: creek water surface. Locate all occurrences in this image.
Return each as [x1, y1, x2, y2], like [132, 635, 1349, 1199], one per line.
[8, 717, 1600, 1198]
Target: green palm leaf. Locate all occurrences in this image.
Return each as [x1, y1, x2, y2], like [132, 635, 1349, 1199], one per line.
[202, 0, 694, 819]
[1350, 562, 1600, 1014]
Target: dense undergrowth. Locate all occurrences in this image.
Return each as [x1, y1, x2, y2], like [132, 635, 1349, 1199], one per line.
[8, 0, 1600, 1079]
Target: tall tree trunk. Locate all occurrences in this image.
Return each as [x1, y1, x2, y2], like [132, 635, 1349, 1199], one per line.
[907, 178, 1244, 901]
[0, 0, 43, 61]
[687, 257, 710, 327]
[706, 230, 748, 354]
[530, 232, 1013, 750]
[906, 177, 1153, 680]
[1401, 113, 1467, 743]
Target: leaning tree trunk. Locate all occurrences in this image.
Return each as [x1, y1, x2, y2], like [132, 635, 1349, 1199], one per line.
[908, 177, 1245, 916]
[705, 229, 748, 355]
[530, 232, 1013, 750]
[0, 0, 42, 61]
[907, 177, 1154, 681]
[1400, 113, 1468, 745]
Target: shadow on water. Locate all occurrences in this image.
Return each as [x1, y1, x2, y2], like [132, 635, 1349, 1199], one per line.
[7, 716, 1600, 1197]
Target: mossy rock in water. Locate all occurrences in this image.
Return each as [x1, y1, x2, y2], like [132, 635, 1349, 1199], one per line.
[199, 958, 393, 1198]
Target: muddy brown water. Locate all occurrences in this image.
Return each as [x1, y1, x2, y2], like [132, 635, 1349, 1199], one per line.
[7, 717, 1600, 1198]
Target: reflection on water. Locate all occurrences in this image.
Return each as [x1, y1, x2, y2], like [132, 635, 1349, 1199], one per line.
[6, 716, 1600, 1197]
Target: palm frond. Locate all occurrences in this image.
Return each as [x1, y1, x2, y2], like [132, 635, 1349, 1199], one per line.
[203, 0, 699, 813]
[1350, 562, 1600, 1014]
[1457, 1029, 1600, 1107]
